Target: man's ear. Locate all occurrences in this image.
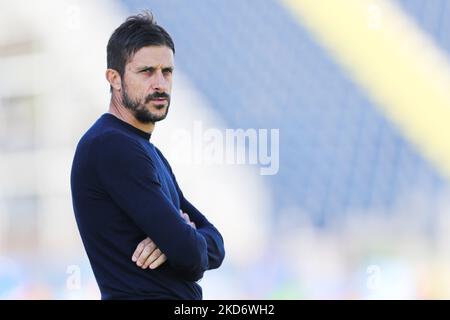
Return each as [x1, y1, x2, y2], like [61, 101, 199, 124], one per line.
[106, 69, 122, 91]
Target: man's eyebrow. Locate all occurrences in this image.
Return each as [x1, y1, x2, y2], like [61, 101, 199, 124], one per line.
[137, 66, 155, 72]
[137, 66, 174, 72]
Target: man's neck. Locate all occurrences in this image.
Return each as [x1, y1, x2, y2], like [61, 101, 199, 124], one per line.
[108, 93, 155, 134]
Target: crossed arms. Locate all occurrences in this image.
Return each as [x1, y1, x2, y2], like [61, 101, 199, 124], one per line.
[132, 209, 197, 270]
[94, 133, 225, 281]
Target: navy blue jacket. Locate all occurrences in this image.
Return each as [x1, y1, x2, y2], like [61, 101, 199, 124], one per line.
[70, 113, 225, 299]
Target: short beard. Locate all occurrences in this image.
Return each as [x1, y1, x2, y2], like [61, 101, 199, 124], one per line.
[121, 86, 170, 124]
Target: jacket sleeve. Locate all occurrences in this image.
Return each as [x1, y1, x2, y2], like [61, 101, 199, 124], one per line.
[93, 133, 209, 281]
[155, 147, 226, 271]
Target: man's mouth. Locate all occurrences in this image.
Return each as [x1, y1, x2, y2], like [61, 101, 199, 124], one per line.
[151, 98, 167, 104]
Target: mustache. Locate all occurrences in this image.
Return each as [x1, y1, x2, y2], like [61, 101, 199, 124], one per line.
[144, 92, 170, 104]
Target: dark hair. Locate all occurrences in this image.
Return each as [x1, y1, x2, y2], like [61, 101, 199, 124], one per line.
[107, 11, 175, 79]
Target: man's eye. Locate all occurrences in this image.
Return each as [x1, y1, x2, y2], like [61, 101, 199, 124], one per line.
[141, 69, 154, 74]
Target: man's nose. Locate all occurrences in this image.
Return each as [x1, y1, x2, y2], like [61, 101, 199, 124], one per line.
[151, 71, 168, 92]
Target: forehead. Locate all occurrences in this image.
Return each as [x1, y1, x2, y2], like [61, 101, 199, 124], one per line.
[128, 46, 174, 68]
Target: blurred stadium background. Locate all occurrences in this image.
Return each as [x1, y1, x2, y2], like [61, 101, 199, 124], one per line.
[2, 0, 450, 299]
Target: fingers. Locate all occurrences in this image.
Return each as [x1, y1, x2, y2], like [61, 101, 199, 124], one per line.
[179, 210, 188, 223]
[136, 240, 157, 267]
[132, 210, 195, 271]
[132, 237, 151, 262]
[180, 210, 196, 229]
[149, 253, 167, 269]
[142, 249, 167, 269]
[132, 237, 167, 270]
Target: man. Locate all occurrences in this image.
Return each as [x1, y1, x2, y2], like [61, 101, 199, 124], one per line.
[70, 12, 225, 300]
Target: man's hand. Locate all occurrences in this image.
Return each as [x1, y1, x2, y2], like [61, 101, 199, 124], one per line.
[131, 211, 196, 270]
[180, 209, 196, 229]
[132, 237, 167, 269]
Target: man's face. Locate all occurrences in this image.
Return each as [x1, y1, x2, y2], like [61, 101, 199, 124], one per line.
[121, 45, 174, 123]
